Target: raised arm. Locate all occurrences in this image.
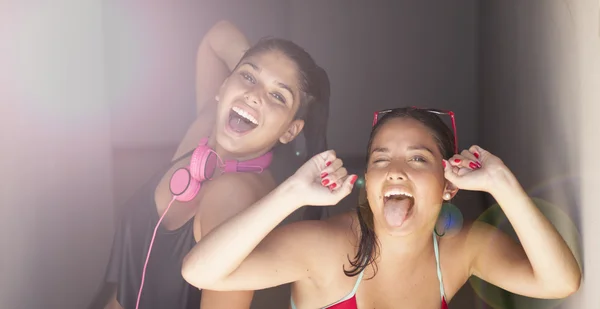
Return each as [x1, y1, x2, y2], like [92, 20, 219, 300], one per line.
[174, 20, 250, 160]
[195, 20, 250, 115]
[182, 150, 357, 291]
[446, 146, 581, 299]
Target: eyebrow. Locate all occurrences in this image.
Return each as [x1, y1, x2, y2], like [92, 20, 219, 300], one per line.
[370, 145, 436, 155]
[371, 147, 390, 154]
[407, 145, 436, 156]
[240, 61, 295, 98]
[241, 61, 260, 72]
[275, 82, 294, 98]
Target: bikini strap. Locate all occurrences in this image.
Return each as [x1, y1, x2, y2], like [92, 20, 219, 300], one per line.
[350, 268, 366, 295]
[433, 232, 446, 300]
[290, 268, 365, 309]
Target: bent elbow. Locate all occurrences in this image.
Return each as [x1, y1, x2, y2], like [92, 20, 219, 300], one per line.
[181, 260, 197, 287]
[562, 272, 582, 297]
[545, 271, 582, 299]
[181, 265, 210, 289]
[181, 255, 211, 289]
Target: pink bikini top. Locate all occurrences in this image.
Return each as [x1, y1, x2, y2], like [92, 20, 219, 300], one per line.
[290, 232, 448, 309]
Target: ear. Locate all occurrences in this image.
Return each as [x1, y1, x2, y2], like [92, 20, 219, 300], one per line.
[279, 119, 305, 144]
[443, 180, 459, 200]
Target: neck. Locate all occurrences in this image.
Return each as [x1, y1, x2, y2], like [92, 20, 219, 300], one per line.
[208, 135, 232, 160]
[374, 225, 436, 264]
[207, 135, 271, 163]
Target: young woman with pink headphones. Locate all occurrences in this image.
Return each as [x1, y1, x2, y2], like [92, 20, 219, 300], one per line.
[91, 20, 330, 309]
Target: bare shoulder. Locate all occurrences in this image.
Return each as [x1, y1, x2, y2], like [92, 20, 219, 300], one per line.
[321, 211, 363, 260]
[193, 171, 276, 240]
[437, 220, 499, 298]
[270, 211, 357, 274]
[274, 210, 355, 247]
[200, 172, 276, 211]
[439, 221, 490, 260]
[326, 211, 360, 238]
[457, 220, 500, 250]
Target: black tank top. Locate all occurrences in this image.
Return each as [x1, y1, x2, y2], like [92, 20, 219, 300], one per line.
[98, 144, 305, 309]
[104, 150, 201, 309]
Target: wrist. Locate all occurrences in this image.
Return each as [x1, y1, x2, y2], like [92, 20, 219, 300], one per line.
[487, 165, 524, 199]
[275, 177, 307, 211]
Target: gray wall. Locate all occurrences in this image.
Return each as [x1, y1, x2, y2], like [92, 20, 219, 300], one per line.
[288, 0, 479, 156]
[478, 0, 597, 308]
[0, 1, 114, 308]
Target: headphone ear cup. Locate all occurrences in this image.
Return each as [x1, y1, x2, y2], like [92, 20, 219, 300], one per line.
[189, 146, 219, 181]
[169, 167, 202, 202]
[175, 178, 201, 202]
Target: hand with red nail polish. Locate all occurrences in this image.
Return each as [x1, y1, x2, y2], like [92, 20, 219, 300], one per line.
[443, 145, 511, 194]
[286, 149, 358, 207]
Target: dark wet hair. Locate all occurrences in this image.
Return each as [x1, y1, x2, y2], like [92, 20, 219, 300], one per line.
[344, 108, 456, 278]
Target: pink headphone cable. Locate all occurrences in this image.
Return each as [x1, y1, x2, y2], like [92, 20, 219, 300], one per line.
[132, 140, 271, 308]
[135, 196, 177, 309]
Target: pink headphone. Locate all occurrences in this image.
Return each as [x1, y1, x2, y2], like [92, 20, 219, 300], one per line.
[169, 138, 273, 202]
[136, 137, 273, 309]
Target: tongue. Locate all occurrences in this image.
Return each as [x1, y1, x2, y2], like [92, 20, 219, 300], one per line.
[383, 198, 413, 227]
[229, 113, 256, 133]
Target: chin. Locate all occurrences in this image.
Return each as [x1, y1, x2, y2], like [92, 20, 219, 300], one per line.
[216, 127, 271, 159]
[215, 132, 247, 154]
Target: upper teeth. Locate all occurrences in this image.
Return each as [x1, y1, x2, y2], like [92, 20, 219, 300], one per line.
[232, 106, 258, 125]
[384, 189, 412, 198]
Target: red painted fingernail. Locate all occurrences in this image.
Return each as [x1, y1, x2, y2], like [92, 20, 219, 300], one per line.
[330, 183, 337, 189]
[454, 159, 461, 163]
[473, 152, 479, 159]
[469, 162, 478, 169]
[322, 179, 330, 186]
[350, 175, 358, 185]
[326, 161, 332, 167]
[442, 160, 446, 168]
[321, 172, 328, 178]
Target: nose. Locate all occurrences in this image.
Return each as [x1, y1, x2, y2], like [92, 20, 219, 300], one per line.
[386, 163, 407, 181]
[387, 173, 406, 181]
[244, 90, 262, 106]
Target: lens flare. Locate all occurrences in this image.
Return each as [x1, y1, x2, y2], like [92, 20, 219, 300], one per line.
[468, 196, 582, 309]
[435, 202, 463, 237]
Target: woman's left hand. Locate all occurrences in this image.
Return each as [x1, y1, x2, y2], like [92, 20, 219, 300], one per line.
[443, 145, 514, 194]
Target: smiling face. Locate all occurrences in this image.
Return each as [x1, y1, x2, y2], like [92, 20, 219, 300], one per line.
[365, 117, 453, 236]
[214, 50, 305, 159]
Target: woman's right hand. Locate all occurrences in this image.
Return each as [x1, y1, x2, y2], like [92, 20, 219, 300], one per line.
[287, 150, 358, 207]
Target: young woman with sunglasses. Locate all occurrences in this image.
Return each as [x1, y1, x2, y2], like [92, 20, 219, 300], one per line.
[181, 107, 581, 309]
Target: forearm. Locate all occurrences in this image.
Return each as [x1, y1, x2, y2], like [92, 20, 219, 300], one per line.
[490, 170, 581, 292]
[206, 20, 250, 71]
[195, 20, 250, 115]
[182, 180, 302, 286]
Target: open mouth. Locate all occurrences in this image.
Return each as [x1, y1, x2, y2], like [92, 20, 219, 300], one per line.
[383, 192, 414, 205]
[228, 106, 258, 133]
[383, 190, 415, 228]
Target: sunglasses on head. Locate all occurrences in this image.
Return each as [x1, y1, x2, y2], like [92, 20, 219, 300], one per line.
[372, 107, 459, 154]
